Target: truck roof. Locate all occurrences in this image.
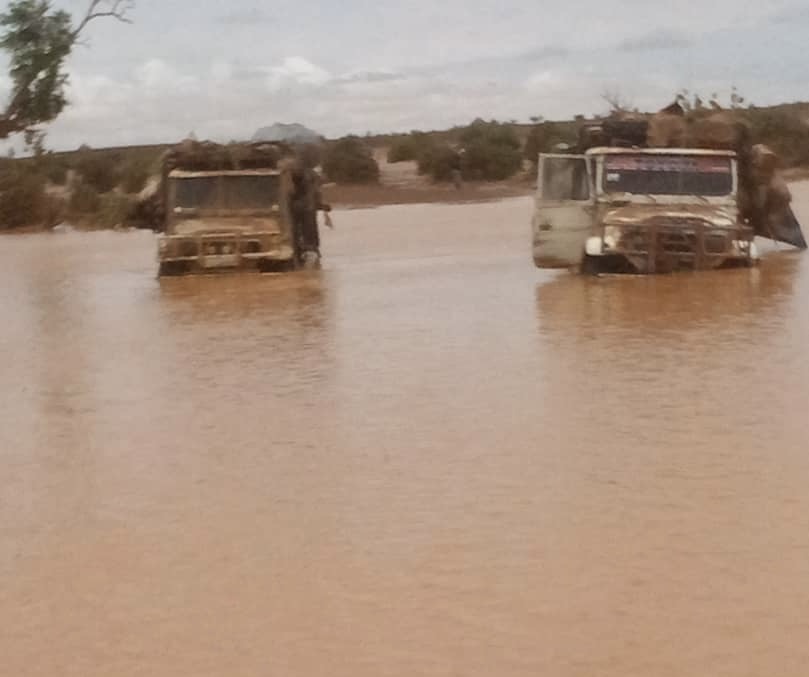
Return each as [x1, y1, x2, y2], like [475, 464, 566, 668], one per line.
[584, 147, 737, 158]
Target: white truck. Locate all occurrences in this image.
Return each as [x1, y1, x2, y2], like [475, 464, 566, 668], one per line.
[532, 146, 761, 275]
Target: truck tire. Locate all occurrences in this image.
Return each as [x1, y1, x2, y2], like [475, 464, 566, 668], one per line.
[158, 261, 185, 277]
[580, 255, 602, 276]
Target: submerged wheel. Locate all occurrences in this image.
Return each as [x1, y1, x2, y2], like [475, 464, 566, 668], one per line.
[157, 261, 186, 277]
[580, 254, 602, 276]
[581, 254, 635, 275]
[258, 259, 297, 273]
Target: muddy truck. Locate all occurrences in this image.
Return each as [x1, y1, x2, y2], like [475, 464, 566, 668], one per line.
[532, 105, 807, 275]
[152, 140, 305, 276]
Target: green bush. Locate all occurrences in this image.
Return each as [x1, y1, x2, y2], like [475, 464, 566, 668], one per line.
[416, 121, 523, 182]
[0, 169, 47, 229]
[74, 148, 120, 193]
[463, 141, 522, 181]
[745, 109, 809, 167]
[69, 181, 101, 214]
[120, 161, 150, 194]
[34, 152, 70, 186]
[45, 160, 69, 186]
[524, 121, 576, 162]
[386, 139, 411, 163]
[41, 195, 67, 227]
[459, 119, 521, 151]
[417, 144, 460, 181]
[96, 192, 135, 229]
[387, 132, 436, 163]
[323, 136, 380, 184]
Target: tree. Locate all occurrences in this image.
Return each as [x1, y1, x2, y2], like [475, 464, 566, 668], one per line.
[387, 132, 436, 163]
[602, 88, 632, 114]
[457, 120, 522, 181]
[0, 0, 132, 140]
[415, 120, 523, 182]
[323, 136, 380, 184]
[417, 143, 459, 181]
[524, 121, 573, 162]
[74, 145, 120, 193]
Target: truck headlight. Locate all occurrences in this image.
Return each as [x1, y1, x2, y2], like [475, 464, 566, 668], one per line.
[585, 237, 604, 256]
[603, 225, 621, 250]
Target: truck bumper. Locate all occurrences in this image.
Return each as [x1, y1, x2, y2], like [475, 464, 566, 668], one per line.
[581, 228, 759, 274]
[157, 232, 294, 275]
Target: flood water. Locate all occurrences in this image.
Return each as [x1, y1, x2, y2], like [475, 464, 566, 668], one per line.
[3, 185, 809, 676]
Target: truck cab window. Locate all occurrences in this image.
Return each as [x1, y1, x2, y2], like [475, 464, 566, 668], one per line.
[541, 156, 589, 201]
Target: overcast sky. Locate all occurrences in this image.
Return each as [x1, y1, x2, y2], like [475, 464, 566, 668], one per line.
[2, 0, 809, 150]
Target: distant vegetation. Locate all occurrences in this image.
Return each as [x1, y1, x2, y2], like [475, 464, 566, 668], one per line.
[744, 108, 809, 168]
[457, 119, 523, 180]
[0, 165, 54, 228]
[322, 136, 380, 184]
[417, 144, 460, 182]
[2, 97, 809, 231]
[0, 143, 166, 230]
[387, 131, 436, 163]
[389, 119, 525, 182]
[74, 145, 120, 193]
[523, 120, 579, 166]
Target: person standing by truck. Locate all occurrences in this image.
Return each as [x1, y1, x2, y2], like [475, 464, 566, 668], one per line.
[290, 161, 332, 265]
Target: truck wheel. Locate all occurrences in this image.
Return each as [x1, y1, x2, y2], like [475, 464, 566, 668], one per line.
[158, 261, 184, 277]
[258, 259, 296, 273]
[580, 255, 602, 275]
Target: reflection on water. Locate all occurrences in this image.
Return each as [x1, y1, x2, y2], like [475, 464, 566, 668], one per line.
[3, 194, 809, 676]
[536, 257, 802, 339]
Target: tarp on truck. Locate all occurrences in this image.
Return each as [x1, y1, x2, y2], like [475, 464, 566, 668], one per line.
[764, 205, 808, 249]
[127, 140, 300, 231]
[163, 140, 294, 172]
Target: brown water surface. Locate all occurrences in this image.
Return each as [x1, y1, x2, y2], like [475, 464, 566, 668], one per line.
[3, 186, 809, 676]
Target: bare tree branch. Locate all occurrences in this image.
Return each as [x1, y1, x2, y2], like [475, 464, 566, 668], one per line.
[602, 88, 633, 115]
[72, 0, 133, 39]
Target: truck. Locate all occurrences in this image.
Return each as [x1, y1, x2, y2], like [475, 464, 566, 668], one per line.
[532, 113, 806, 275]
[154, 140, 306, 276]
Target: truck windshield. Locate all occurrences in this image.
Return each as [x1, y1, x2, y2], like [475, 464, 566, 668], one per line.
[223, 175, 279, 209]
[602, 155, 733, 196]
[173, 177, 218, 209]
[171, 175, 280, 210]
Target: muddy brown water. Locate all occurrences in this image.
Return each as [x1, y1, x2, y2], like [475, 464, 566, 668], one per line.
[3, 185, 809, 676]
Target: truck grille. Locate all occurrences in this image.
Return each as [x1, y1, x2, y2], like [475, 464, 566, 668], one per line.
[240, 239, 263, 254]
[659, 230, 698, 254]
[202, 241, 236, 256]
[620, 218, 728, 257]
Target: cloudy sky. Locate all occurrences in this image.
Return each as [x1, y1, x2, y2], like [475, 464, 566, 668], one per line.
[3, 0, 809, 150]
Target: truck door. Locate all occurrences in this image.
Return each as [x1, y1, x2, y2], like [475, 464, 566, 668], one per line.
[532, 154, 593, 268]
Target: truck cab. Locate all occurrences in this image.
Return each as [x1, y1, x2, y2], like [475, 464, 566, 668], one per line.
[157, 167, 296, 276]
[532, 147, 759, 274]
